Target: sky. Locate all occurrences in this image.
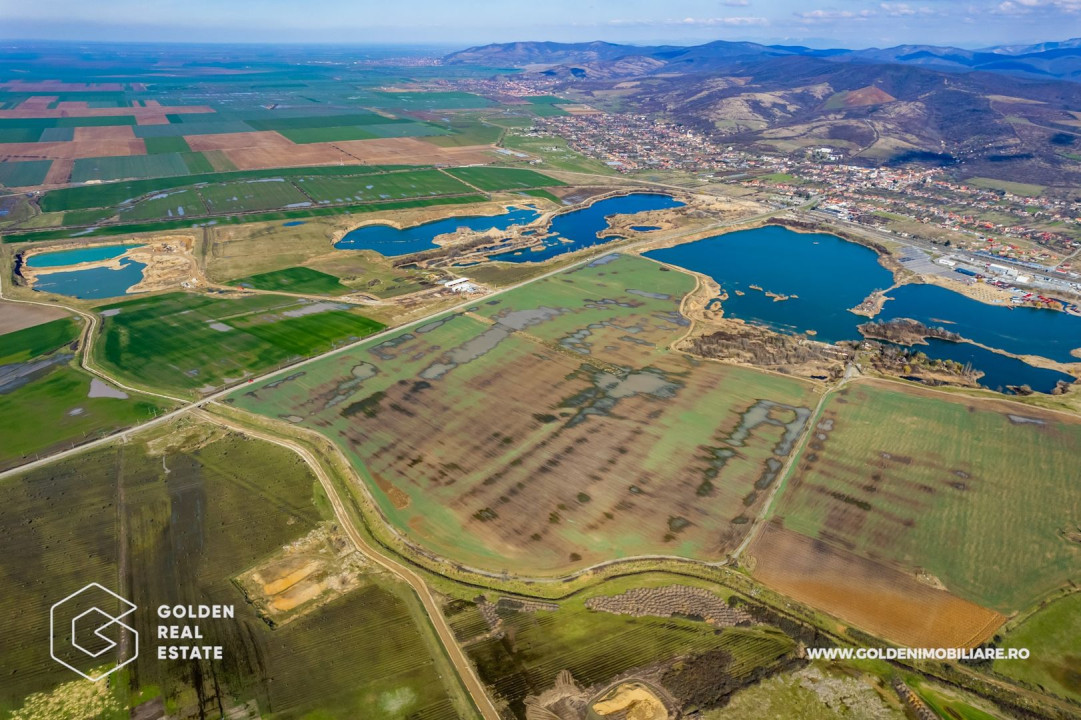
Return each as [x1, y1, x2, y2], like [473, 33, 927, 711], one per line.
[0, 0, 1078, 49]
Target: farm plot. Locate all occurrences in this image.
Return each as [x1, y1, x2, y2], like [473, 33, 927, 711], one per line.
[995, 593, 1081, 703]
[0, 322, 170, 469]
[0, 427, 471, 720]
[295, 168, 472, 204]
[96, 292, 385, 395]
[765, 380, 1081, 614]
[70, 153, 191, 183]
[748, 524, 1004, 648]
[373, 91, 494, 110]
[445, 166, 564, 191]
[229, 254, 816, 573]
[199, 178, 311, 213]
[463, 590, 794, 719]
[0, 159, 52, 187]
[230, 266, 350, 295]
[118, 187, 205, 221]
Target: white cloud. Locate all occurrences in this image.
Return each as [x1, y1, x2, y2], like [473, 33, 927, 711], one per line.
[608, 15, 768, 26]
[993, 0, 1080, 13]
[795, 8, 877, 21]
[879, 3, 938, 16]
[722, 0, 751, 6]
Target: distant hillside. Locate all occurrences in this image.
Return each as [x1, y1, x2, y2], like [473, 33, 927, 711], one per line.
[445, 38, 1081, 82]
[444, 40, 1081, 186]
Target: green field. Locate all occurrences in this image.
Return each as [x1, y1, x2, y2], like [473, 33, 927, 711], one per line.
[967, 177, 1046, 197]
[445, 166, 564, 191]
[245, 113, 413, 131]
[0, 364, 168, 469]
[4, 193, 488, 243]
[279, 125, 379, 143]
[295, 168, 472, 204]
[38, 164, 408, 213]
[63, 207, 118, 225]
[995, 593, 1081, 702]
[463, 583, 795, 718]
[0, 315, 169, 469]
[70, 153, 192, 183]
[142, 135, 192, 154]
[769, 381, 1081, 612]
[0, 159, 53, 187]
[97, 292, 385, 395]
[501, 132, 618, 175]
[374, 91, 494, 110]
[0, 427, 473, 719]
[199, 179, 311, 214]
[231, 266, 350, 295]
[0, 316, 79, 364]
[914, 686, 1002, 720]
[229, 255, 815, 573]
[118, 188, 205, 221]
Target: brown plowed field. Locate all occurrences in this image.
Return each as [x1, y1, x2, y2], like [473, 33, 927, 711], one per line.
[184, 130, 293, 152]
[43, 157, 73, 185]
[335, 137, 494, 164]
[0, 139, 145, 162]
[749, 523, 1004, 648]
[218, 136, 494, 170]
[72, 125, 137, 141]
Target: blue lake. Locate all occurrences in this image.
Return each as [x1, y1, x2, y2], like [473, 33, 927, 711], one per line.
[489, 193, 685, 264]
[646, 225, 1078, 393]
[632, 225, 662, 232]
[27, 243, 142, 268]
[33, 259, 146, 299]
[336, 205, 541, 256]
[283, 220, 306, 227]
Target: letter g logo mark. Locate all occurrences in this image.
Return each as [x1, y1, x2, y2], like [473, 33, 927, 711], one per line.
[50, 583, 138, 681]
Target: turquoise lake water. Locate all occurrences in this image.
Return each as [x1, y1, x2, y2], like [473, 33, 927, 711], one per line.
[645, 225, 1077, 393]
[336, 205, 541, 256]
[32, 259, 147, 299]
[27, 244, 142, 268]
[488, 193, 685, 264]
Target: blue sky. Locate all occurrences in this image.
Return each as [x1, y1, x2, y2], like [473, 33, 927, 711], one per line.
[0, 0, 1078, 48]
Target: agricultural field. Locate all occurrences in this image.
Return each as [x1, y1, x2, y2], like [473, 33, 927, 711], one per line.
[199, 178, 311, 214]
[995, 592, 1081, 703]
[501, 132, 619, 175]
[230, 266, 351, 295]
[458, 582, 795, 718]
[70, 153, 195, 183]
[294, 168, 473, 204]
[762, 380, 1081, 614]
[374, 91, 494, 110]
[117, 188, 205, 221]
[0, 159, 52, 187]
[142, 135, 192, 154]
[202, 216, 444, 298]
[445, 166, 565, 191]
[0, 316, 171, 469]
[0, 423, 474, 720]
[96, 292, 385, 395]
[228, 254, 817, 572]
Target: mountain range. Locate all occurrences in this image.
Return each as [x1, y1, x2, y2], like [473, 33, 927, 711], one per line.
[445, 38, 1081, 81]
[445, 40, 1081, 187]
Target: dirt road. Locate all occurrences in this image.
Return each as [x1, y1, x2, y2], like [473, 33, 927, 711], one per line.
[191, 409, 501, 720]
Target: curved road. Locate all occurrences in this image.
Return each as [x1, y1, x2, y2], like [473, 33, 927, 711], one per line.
[191, 409, 501, 720]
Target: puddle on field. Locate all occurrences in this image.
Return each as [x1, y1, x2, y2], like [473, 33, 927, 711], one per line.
[697, 399, 812, 501]
[0, 354, 73, 394]
[560, 365, 681, 427]
[88, 378, 128, 399]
